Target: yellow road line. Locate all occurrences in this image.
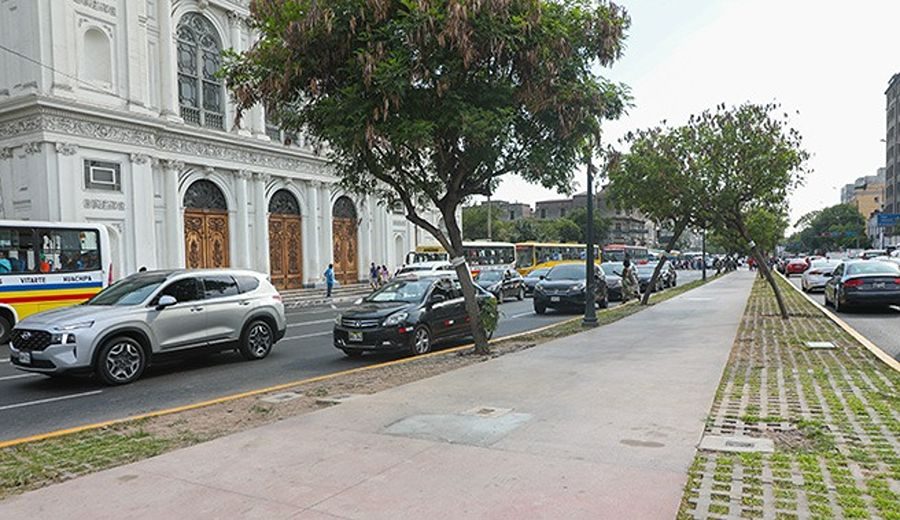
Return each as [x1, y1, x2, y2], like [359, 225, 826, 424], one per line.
[0, 315, 584, 450]
[777, 271, 900, 373]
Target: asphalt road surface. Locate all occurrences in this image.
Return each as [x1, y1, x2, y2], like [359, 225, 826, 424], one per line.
[0, 270, 705, 441]
[786, 276, 900, 361]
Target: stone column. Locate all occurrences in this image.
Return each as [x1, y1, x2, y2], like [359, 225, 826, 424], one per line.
[235, 170, 252, 268]
[162, 160, 185, 267]
[320, 183, 334, 276]
[227, 11, 252, 136]
[253, 172, 271, 274]
[130, 154, 157, 269]
[157, 0, 181, 121]
[305, 181, 321, 285]
[54, 143, 79, 222]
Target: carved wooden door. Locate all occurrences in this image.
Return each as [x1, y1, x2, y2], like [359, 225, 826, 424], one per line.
[332, 218, 358, 284]
[184, 209, 230, 269]
[268, 214, 303, 290]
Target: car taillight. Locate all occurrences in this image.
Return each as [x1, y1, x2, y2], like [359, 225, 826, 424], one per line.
[844, 279, 864, 287]
[894, 278, 900, 285]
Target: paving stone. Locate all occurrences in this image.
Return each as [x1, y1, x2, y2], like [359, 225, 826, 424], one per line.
[698, 435, 774, 453]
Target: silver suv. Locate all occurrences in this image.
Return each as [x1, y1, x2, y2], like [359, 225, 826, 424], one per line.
[8, 269, 286, 385]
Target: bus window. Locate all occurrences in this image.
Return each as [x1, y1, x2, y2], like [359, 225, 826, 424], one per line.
[0, 227, 37, 273]
[516, 245, 535, 270]
[40, 229, 100, 273]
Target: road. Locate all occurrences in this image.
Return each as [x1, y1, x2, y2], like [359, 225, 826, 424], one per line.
[0, 270, 704, 441]
[786, 276, 900, 360]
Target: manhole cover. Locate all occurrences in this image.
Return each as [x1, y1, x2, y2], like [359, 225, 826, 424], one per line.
[698, 435, 774, 453]
[316, 394, 363, 406]
[384, 412, 532, 446]
[461, 406, 512, 418]
[260, 392, 303, 404]
[806, 341, 836, 350]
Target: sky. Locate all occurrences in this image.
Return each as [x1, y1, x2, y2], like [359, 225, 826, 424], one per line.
[487, 0, 900, 228]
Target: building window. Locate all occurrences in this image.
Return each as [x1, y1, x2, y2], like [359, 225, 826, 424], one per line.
[84, 160, 121, 191]
[177, 13, 224, 129]
[82, 28, 112, 85]
[540, 209, 546, 219]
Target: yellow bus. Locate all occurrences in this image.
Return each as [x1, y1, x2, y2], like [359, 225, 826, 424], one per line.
[405, 242, 516, 274]
[515, 242, 600, 274]
[405, 244, 450, 264]
[0, 220, 113, 343]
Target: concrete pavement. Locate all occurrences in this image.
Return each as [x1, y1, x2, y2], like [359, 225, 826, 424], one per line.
[0, 271, 753, 519]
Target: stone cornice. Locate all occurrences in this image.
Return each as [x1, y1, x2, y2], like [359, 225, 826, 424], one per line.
[0, 95, 331, 178]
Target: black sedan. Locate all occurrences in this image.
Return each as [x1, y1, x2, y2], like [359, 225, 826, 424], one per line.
[824, 260, 900, 311]
[474, 269, 525, 302]
[523, 268, 550, 297]
[533, 262, 608, 314]
[599, 262, 624, 301]
[334, 274, 493, 357]
[636, 262, 676, 293]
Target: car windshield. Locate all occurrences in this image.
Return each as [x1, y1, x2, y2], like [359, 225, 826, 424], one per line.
[637, 264, 657, 274]
[846, 261, 900, 276]
[476, 271, 502, 282]
[84, 274, 168, 306]
[364, 279, 432, 303]
[545, 264, 587, 281]
[600, 262, 624, 276]
[526, 268, 550, 279]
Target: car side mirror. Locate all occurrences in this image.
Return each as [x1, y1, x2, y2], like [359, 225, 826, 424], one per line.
[539, 275, 545, 280]
[429, 294, 447, 307]
[156, 295, 177, 310]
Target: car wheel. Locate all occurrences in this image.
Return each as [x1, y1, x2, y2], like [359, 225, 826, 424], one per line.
[96, 336, 146, 386]
[833, 293, 842, 312]
[0, 315, 11, 345]
[517, 287, 525, 301]
[534, 302, 546, 315]
[409, 326, 432, 356]
[341, 349, 363, 358]
[240, 319, 274, 361]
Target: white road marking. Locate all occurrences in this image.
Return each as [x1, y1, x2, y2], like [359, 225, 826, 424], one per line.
[282, 331, 332, 342]
[0, 390, 103, 412]
[510, 311, 535, 319]
[0, 374, 41, 382]
[0, 358, 8, 364]
[287, 318, 336, 328]
[890, 306, 900, 313]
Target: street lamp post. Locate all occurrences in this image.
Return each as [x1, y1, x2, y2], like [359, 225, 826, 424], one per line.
[583, 150, 598, 327]
[486, 191, 492, 241]
[701, 227, 707, 282]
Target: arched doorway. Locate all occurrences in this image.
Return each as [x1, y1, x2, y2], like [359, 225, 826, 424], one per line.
[183, 179, 229, 269]
[332, 196, 358, 284]
[268, 189, 303, 290]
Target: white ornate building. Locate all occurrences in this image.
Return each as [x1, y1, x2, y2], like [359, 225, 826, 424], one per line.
[0, 0, 438, 288]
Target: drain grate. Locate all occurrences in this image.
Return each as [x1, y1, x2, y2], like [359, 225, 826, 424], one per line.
[260, 391, 303, 404]
[698, 434, 774, 453]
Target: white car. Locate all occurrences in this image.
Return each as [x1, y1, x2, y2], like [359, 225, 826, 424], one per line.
[394, 261, 453, 277]
[801, 259, 842, 292]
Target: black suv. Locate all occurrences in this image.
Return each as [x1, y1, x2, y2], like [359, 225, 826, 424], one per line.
[474, 269, 525, 302]
[333, 274, 494, 357]
[533, 262, 608, 314]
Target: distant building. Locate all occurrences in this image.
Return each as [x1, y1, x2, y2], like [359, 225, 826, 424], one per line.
[840, 183, 856, 205]
[844, 169, 885, 220]
[885, 73, 900, 244]
[478, 200, 532, 221]
[534, 198, 575, 220]
[534, 190, 657, 246]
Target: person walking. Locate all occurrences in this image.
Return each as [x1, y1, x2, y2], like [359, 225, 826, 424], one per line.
[379, 264, 389, 286]
[369, 262, 378, 289]
[621, 258, 640, 302]
[324, 263, 335, 298]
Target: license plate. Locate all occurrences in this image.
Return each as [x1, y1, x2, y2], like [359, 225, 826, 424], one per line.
[873, 282, 886, 289]
[348, 331, 363, 343]
[16, 351, 31, 365]
[550, 296, 561, 302]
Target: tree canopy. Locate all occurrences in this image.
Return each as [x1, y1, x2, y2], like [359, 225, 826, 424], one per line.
[224, 0, 631, 353]
[786, 204, 867, 252]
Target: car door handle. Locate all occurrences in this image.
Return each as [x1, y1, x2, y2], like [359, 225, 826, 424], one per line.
[191, 306, 204, 312]
[239, 301, 252, 306]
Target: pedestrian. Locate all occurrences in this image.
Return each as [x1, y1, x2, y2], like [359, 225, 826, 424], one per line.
[138, 266, 147, 273]
[380, 264, 389, 285]
[324, 263, 335, 297]
[369, 262, 378, 289]
[0, 251, 11, 274]
[621, 258, 640, 302]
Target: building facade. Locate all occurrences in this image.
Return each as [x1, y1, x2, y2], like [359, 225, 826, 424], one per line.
[534, 190, 657, 246]
[885, 73, 900, 244]
[478, 200, 532, 221]
[842, 169, 885, 220]
[0, 0, 438, 288]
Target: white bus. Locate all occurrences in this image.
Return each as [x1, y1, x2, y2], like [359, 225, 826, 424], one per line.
[405, 241, 516, 275]
[0, 220, 113, 343]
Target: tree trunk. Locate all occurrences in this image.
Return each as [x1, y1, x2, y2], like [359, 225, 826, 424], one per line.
[443, 210, 491, 355]
[736, 218, 789, 319]
[640, 221, 686, 305]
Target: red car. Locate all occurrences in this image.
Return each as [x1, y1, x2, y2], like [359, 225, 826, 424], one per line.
[785, 258, 809, 276]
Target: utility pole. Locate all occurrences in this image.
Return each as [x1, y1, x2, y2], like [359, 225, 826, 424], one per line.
[583, 146, 598, 328]
[701, 227, 707, 282]
[487, 190, 492, 241]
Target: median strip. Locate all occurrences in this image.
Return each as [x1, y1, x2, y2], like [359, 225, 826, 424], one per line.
[0, 274, 722, 500]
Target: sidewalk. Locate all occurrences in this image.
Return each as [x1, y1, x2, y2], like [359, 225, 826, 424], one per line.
[0, 272, 755, 520]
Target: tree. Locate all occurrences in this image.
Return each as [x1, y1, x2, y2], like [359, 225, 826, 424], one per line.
[551, 218, 582, 243]
[462, 205, 500, 241]
[567, 207, 609, 244]
[787, 204, 867, 253]
[224, 0, 631, 354]
[507, 219, 540, 243]
[607, 124, 712, 304]
[695, 103, 809, 319]
[709, 208, 788, 256]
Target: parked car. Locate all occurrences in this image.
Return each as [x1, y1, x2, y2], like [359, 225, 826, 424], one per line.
[784, 258, 810, 276]
[635, 262, 675, 293]
[649, 260, 677, 288]
[801, 259, 842, 292]
[859, 249, 888, 260]
[474, 269, 525, 302]
[522, 268, 550, 297]
[599, 262, 624, 301]
[533, 262, 608, 314]
[333, 273, 494, 357]
[824, 260, 900, 311]
[394, 261, 453, 277]
[8, 270, 286, 385]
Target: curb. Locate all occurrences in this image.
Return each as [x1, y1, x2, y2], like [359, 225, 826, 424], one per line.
[777, 271, 900, 373]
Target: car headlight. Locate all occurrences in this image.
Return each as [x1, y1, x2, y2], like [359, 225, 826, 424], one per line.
[50, 333, 78, 345]
[383, 311, 409, 327]
[334, 314, 342, 325]
[54, 321, 94, 331]
[570, 282, 586, 292]
[534, 284, 545, 293]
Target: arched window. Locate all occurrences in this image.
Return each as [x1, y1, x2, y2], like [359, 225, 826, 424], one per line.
[83, 28, 112, 84]
[184, 179, 227, 210]
[332, 196, 357, 219]
[176, 13, 224, 129]
[269, 189, 301, 215]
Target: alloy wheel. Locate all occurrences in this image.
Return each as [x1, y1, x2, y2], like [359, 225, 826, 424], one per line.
[413, 327, 431, 355]
[105, 341, 143, 383]
[248, 323, 273, 357]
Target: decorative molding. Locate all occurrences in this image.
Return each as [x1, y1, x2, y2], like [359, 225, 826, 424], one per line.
[83, 198, 126, 211]
[255, 172, 272, 184]
[130, 153, 151, 164]
[226, 10, 245, 26]
[55, 142, 79, 156]
[73, 0, 116, 17]
[161, 159, 185, 172]
[236, 170, 253, 181]
[202, 166, 215, 177]
[0, 148, 12, 160]
[23, 142, 43, 155]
